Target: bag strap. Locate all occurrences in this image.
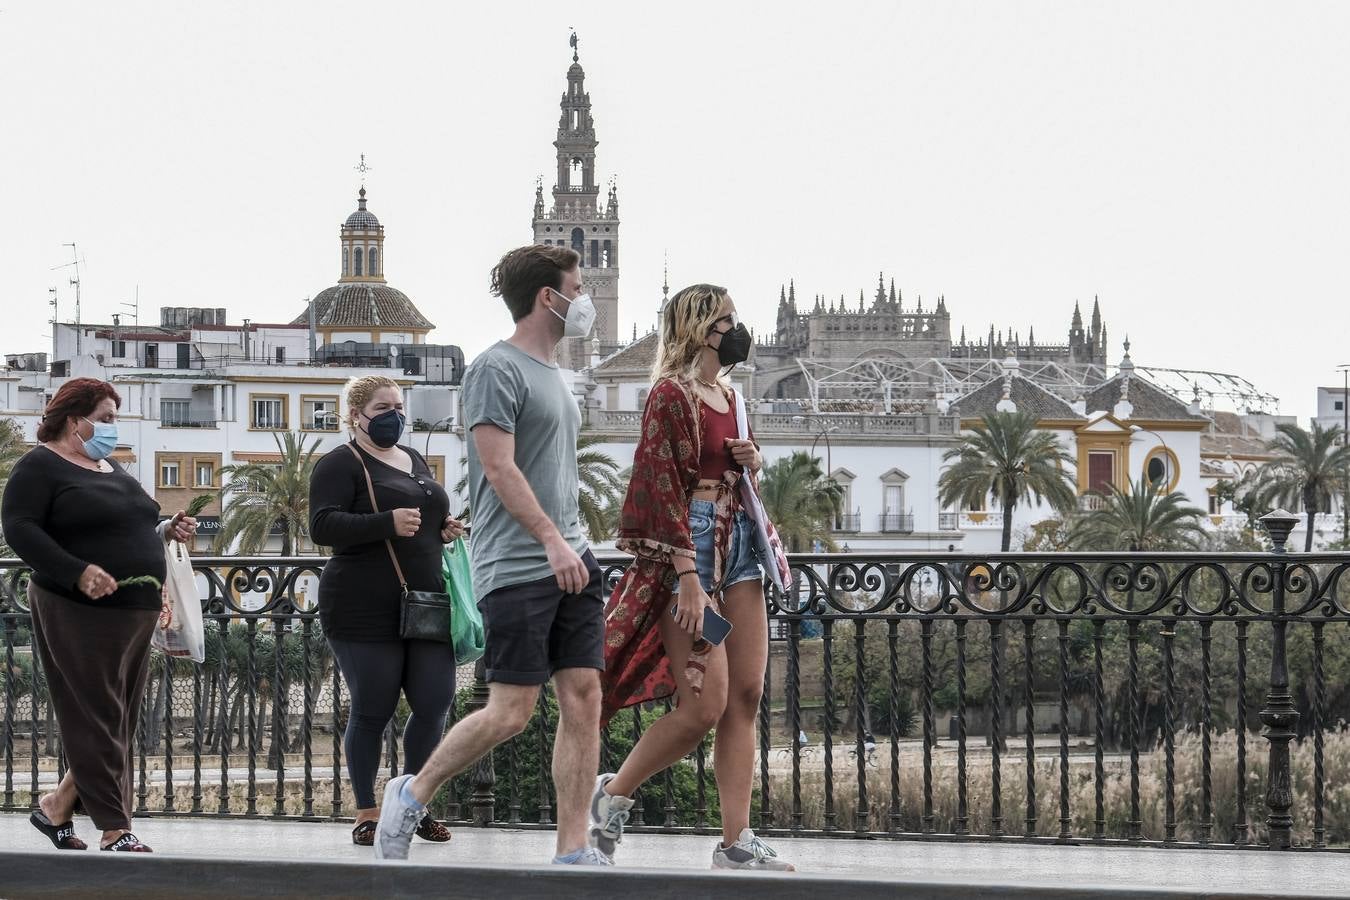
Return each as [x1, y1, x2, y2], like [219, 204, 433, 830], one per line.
[732, 388, 751, 470]
[345, 442, 408, 595]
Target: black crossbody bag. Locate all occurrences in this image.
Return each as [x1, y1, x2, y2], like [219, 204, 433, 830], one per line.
[346, 443, 453, 643]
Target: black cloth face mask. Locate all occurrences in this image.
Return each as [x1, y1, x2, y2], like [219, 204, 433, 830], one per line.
[362, 409, 406, 448]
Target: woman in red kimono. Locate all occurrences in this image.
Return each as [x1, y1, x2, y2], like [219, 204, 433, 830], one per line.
[591, 284, 794, 871]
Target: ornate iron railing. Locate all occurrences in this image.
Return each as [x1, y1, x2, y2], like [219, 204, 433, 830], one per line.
[1, 512, 1347, 850]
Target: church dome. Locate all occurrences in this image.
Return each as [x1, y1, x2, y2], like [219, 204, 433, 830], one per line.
[345, 208, 380, 229]
[295, 283, 434, 330]
[343, 188, 381, 231]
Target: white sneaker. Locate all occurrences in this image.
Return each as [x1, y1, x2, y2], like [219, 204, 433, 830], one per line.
[711, 828, 796, 871]
[373, 774, 425, 861]
[587, 773, 634, 861]
[554, 847, 615, 866]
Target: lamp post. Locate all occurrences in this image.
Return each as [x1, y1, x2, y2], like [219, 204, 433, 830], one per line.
[424, 415, 455, 458]
[791, 415, 837, 474]
[1129, 424, 1172, 490]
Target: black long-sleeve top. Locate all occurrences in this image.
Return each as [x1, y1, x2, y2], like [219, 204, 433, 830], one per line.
[1, 446, 166, 610]
[310, 443, 450, 641]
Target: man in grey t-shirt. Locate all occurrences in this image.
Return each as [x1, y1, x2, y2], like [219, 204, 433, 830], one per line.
[462, 339, 586, 601]
[375, 244, 609, 867]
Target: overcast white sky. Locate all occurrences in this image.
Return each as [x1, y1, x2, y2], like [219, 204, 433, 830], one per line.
[3, 1, 1347, 419]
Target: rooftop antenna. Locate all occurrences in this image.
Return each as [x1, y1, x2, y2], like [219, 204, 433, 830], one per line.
[50, 243, 85, 355]
[48, 287, 58, 365]
[120, 286, 140, 366]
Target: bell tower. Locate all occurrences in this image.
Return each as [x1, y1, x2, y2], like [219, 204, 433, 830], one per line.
[531, 32, 620, 369]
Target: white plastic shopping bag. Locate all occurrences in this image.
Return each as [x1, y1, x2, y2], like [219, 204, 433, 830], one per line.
[151, 539, 205, 663]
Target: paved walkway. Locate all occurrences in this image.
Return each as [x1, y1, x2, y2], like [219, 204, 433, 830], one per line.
[3, 813, 1345, 897]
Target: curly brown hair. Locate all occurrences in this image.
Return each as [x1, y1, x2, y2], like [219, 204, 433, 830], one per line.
[37, 378, 121, 442]
[490, 244, 580, 322]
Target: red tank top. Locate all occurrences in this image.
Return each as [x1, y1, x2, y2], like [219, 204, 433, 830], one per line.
[699, 399, 739, 480]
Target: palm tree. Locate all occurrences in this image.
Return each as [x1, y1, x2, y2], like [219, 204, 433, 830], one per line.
[1254, 422, 1350, 552]
[577, 432, 623, 542]
[0, 417, 25, 486]
[454, 434, 626, 543]
[0, 417, 28, 555]
[938, 411, 1077, 552]
[216, 432, 323, 555]
[758, 451, 844, 552]
[1069, 478, 1208, 551]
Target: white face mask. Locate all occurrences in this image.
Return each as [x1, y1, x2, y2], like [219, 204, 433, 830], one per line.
[549, 288, 596, 339]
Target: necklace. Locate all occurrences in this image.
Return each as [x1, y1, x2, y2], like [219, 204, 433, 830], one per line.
[694, 375, 719, 389]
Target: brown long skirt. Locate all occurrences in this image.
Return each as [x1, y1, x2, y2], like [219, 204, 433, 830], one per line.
[28, 582, 159, 831]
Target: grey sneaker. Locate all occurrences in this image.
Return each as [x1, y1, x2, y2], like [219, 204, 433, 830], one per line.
[711, 828, 796, 871]
[554, 847, 615, 866]
[588, 773, 634, 860]
[373, 774, 425, 861]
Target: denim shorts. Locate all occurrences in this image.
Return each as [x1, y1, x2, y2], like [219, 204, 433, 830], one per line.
[675, 498, 764, 595]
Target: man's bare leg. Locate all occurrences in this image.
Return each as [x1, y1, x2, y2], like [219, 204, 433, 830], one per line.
[409, 682, 540, 806]
[551, 667, 601, 857]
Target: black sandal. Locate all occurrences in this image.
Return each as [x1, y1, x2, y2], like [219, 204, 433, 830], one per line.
[101, 832, 152, 852]
[415, 813, 452, 843]
[29, 809, 87, 850]
[352, 821, 376, 846]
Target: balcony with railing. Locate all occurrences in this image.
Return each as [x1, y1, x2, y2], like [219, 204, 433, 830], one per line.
[159, 417, 218, 429]
[832, 511, 861, 533]
[879, 512, 915, 533]
[587, 408, 959, 437]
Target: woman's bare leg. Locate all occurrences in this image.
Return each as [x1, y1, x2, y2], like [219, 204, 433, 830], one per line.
[605, 614, 729, 798]
[714, 579, 769, 846]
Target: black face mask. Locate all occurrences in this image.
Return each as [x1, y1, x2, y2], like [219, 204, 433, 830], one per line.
[362, 409, 405, 448]
[713, 323, 752, 367]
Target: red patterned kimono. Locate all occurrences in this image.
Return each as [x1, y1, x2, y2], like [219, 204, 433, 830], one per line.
[601, 377, 747, 726]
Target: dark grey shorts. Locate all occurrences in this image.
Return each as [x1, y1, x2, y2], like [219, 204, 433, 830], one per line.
[477, 550, 605, 685]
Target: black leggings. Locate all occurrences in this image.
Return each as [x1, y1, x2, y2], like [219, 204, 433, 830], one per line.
[328, 637, 456, 810]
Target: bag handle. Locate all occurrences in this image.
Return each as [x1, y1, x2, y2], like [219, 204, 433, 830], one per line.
[345, 442, 409, 595]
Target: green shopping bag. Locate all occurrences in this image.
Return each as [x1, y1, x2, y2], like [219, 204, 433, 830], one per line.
[442, 539, 485, 664]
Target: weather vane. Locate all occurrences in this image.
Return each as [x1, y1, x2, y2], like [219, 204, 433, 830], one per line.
[354, 153, 373, 186]
[569, 29, 579, 62]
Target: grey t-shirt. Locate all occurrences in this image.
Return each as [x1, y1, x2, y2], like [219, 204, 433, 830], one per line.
[463, 340, 587, 598]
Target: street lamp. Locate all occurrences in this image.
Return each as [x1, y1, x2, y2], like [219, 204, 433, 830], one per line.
[424, 415, 455, 457]
[1129, 424, 1172, 490]
[791, 415, 838, 474]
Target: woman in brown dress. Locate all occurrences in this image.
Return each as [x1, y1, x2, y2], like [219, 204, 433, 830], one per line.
[2, 378, 196, 851]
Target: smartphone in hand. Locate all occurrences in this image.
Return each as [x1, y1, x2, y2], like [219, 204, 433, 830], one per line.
[671, 603, 734, 646]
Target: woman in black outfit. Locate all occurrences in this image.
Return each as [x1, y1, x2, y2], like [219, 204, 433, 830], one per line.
[310, 375, 464, 846]
[2, 378, 196, 852]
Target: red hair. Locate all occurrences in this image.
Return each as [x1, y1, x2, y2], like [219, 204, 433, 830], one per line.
[37, 378, 121, 443]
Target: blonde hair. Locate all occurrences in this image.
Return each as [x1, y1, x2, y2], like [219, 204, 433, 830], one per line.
[652, 283, 732, 385]
[343, 375, 401, 433]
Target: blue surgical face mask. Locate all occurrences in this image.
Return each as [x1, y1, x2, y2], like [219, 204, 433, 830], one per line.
[80, 417, 118, 461]
[362, 409, 405, 449]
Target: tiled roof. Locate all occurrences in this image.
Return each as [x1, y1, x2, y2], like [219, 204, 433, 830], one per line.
[1083, 373, 1209, 422]
[593, 331, 659, 374]
[1201, 432, 1272, 459]
[951, 375, 1081, 420]
[293, 284, 434, 330]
